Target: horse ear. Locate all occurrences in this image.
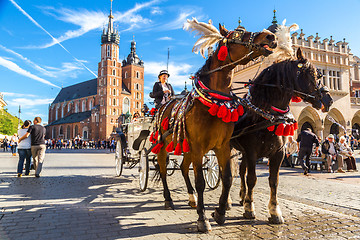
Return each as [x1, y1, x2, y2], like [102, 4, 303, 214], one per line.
[219, 23, 229, 37]
[296, 48, 305, 61]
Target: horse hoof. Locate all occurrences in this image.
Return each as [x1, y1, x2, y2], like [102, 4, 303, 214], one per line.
[211, 209, 225, 225]
[268, 215, 284, 224]
[197, 219, 211, 233]
[188, 201, 197, 208]
[164, 201, 175, 210]
[243, 211, 255, 219]
[226, 202, 232, 210]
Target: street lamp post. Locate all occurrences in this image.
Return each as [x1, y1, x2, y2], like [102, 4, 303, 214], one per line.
[18, 105, 21, 129]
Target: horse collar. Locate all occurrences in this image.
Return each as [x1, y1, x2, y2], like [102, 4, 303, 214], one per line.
[270, 106, 290, 114]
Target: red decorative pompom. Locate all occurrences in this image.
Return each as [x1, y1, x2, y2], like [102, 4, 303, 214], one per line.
[161, 117, 169, 131]
[151, 142, 164, 154]
[293, 122, 298, 130]
[217, 105, 228, 118]
[275, 124, 285, 136]
[174, 143, 182, 155]
[150, 108, 157, 115]
[289, 124, 295, 136]
[154, 131, 159, 141]
[237, 105, 244, 116]
[267, 125, 275, 132]
[150, 132, 154, 143]
[182, 139, 190, 153]
[231, 110, 239, 122]
[208, 104, 219, 116]
[291, 96, 302, 103]
[223, 109, 232, 123]
[283, 124, 291, 136]
[166, 141, 174, 153]
[217, 45, 228, 61]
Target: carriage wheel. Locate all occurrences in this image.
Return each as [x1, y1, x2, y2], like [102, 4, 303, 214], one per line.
[115, 141, 124, 177]
[167, 157, 176, 176]
[203, 150, 220, 190]
[139, 148, 149, 192]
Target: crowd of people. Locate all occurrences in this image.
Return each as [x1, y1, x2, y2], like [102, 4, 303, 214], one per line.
[284, 128, 358, 175]
[44, 138, 116, 152]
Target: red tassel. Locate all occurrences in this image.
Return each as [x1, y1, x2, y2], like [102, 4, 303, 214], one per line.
[161, 117, 169, 131]
[154, 131, 159, 141]
[231, 110, 239, 122]
[166, 141, 174, 152]
[182, 139, 190, 153]
[293, 122, 298, 130]
[150, 108, 157, 115]
[275, 124, 285, 136]
[151, 142, 164, 154]
[217, 105, 228, 118]
[217, 45, 228, 61]
[174, 143, 182, 155]
[208, 104, 219, 116]
[291, 96, 302, 103]
[267, 125, 275, 131]
[237, 105, 244, 116]
[223, 109, 232, 123]
[283, 124, 291, 136]
[289, 125, 295, 136]
[150, 132, 154, 143]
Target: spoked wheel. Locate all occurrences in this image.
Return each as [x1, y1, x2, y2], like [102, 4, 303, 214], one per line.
[167, 157, 176, 176]
[115, 141, 124, 177]
[203, 150, 220, 190]
[139, 148, 149, 192]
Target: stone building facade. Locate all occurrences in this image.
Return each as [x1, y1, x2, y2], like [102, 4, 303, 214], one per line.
[46, 7, 144, 141]
[0, 93, 7, 110]
[233, 19, 360, 140]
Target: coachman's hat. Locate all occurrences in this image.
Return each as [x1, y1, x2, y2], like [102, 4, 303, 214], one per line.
[158, 70, 170, 78]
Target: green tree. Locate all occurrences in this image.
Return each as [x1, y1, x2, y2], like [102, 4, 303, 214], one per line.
[0, 109, 22, 135]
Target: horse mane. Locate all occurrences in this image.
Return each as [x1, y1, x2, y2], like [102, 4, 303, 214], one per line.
[194, 54, 213, 84]
[183, 18, 223, 58]
[250, 60, 299, 111]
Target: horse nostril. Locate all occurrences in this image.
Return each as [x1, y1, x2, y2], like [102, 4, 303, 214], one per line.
[266, 34, 275, 41]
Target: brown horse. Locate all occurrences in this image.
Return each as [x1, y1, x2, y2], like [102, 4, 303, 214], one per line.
[231, 48, 333, 224]
[151, 19, 277, 232]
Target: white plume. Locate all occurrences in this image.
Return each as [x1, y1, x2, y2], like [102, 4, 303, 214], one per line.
[272, 19, 299, 61]
[183, 18, 223, 58]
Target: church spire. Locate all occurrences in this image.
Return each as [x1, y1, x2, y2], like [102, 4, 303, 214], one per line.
[101, 0, 119, 45]
[272, 9, 277, 25]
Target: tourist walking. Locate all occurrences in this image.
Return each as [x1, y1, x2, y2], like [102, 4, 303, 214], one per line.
[321, 134, 345, 173]
[18, 117, 46, 178]
[17, 120, 32, 177]
[296, 128, 320, 175]
[10, 133, 19, 156]
[3, 136, 8, 151]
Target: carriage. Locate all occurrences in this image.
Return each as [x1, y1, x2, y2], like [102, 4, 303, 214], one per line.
[113, 115, 221, 192]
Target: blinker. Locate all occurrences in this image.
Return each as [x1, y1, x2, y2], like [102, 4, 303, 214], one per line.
[297, 63, 303, 68]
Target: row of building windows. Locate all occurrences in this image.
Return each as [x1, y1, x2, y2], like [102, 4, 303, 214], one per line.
[54, 100, 94, 121]
[319, 69, 342, 91]
[51, 125, 89, 140]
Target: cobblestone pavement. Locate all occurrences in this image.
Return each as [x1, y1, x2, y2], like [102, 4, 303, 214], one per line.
[0, 150, 359, 240]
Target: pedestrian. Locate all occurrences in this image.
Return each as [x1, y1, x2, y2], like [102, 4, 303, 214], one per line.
[3, 136, 8, 152]
[349, 134, 357, 151]
[18, 117, 46, 178]
[338, 136, 358, 172]
[296, 128, 320, 175]
[150, 70, 175, 109]
[17, 120, 32, 177]
[10, 133, 19, 156]
[283, 136, 298, 167]
[321, 134, 345, 173]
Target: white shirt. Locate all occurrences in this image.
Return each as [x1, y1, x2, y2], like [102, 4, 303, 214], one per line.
[161, 83, 170, 105]
[328, 142, 336, 155]
[18, 128, 31, 149]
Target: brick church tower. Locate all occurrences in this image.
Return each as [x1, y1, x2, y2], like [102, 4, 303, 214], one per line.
[97, 3, 122, 140]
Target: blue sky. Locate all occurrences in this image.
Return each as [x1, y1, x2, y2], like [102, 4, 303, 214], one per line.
[0, 0, 359, 123]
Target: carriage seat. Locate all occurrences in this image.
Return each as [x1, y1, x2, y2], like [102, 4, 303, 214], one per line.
[132, 130, 150, 150]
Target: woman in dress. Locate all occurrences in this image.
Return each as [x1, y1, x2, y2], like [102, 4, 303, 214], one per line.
[150, 70, 175, 108]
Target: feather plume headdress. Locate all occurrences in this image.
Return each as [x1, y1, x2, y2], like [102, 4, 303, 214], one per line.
[183, 18, 223, 58]
[272, 19, 299, 61]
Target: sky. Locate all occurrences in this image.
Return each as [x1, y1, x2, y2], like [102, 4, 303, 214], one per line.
[0, 0, 359, 124]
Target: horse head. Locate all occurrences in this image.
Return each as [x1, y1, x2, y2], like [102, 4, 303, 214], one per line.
[293, 48, 333, 112]
[218, 24, 278, 63]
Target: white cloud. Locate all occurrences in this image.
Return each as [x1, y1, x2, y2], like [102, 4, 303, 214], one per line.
[151, 7, 162, 15]
[161, 10, 196, 31]
[157, 36, 173, 41]
[2, 92, 38, 98]
[7, 98, 53, 108]
[145, 61, 193, 88]
[0, 56, 60, 88]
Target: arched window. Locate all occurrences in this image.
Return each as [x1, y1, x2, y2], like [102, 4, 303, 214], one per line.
[136, 71, 139, 78]
[59, 126, 63, 135]
[82, 101, 86, 112]
[75, 103, 79, 113]
[136, 102, 139, 109]
[52, 127, 56, 139]
[113, 98, 116, 106]
[113, 89, 116, 96]
[55, 106, 59, 120]
[113, 61, 116, 66]
[66, 126, 71, 139]
[67, 103, 71, 112]
[61, 106, 64, 118]
[123, 98, 130, 114]
[113, 79, 116, 86]
[113, 109, 116, 115]
[136, 92, 139, 99]
[74, 125, 79, 137]
[89, 100, 93, 110]
[124, 71, 127, 78]
[107, 45, 110, 58]
[113, 69, 116, 75]
[82, 126, 88, 140]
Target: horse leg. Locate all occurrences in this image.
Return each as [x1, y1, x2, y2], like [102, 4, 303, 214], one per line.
[239, 159, 247, 206]
[193, 154, 211, 232]
[243, 153, 256, 219]
[158, 148, 174, 210]
[181, 155, 197, 208]
[212, 145, 232, 225]
[268, 150, 285, 224]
